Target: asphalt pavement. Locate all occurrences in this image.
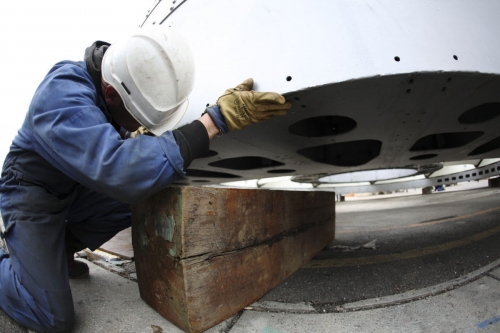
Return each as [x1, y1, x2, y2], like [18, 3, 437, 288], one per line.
[1, 180, 500, 332]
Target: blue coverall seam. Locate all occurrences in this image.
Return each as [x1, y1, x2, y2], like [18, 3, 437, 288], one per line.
[2, 291, 28, 306]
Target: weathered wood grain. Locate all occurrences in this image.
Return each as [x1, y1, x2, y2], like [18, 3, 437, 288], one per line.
[132, 186, 335, 333]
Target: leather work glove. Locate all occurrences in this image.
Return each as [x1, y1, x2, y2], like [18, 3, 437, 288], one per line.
[216, 78, 291, 131]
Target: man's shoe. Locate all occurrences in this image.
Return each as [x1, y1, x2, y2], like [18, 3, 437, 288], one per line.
[65, 228, 89, 279]
[67, 255, 90, 279]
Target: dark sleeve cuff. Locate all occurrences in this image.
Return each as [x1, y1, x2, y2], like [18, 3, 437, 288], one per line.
[172, 120, 209, 169]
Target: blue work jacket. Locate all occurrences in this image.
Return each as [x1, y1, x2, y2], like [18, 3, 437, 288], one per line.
[8, 61, 185, 204]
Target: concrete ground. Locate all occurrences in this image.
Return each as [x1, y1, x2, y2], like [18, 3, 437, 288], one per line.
[1, 180, 500, 332]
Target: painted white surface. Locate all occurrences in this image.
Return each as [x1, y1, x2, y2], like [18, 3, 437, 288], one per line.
[319, 168, 418, 183]
[478, 158, 500, 167]
[137, 1, 500, 188]
[430, 164, 476, 177]
[144, 0, 500, 127]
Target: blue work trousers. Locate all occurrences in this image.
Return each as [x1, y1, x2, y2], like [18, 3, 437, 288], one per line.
[0, 153, 131, 333]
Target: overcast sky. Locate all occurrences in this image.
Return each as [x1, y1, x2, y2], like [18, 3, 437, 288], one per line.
[0, 0, 151, 166]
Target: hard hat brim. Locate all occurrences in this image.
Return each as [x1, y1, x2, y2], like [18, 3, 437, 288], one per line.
[148, 99, 189, 136]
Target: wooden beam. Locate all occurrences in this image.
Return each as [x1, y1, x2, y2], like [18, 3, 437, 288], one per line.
[132, 186, 335, 333]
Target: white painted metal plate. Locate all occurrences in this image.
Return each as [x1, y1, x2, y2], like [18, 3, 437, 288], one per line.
[141, 0, 500, 186]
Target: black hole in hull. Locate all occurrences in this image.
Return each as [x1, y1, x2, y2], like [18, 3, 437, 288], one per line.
[185, 169, 240, 178]
[410, 132, 483, 151]
[458, 103, 500, 124]
[209, 156, 285, 170]
[468, 135, 500, 156]
[267, 169, 296, 174]
[297, 140, 382, 167]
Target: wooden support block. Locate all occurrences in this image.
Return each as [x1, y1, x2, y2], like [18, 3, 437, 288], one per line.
[132, 186, 335, 333]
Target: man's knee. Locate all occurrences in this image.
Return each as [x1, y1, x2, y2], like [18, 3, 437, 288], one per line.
[0, 273, 75, 333]
[37, 313, 74, 333]
[40, 289, 75, 333]
[46, 312, 75, 333]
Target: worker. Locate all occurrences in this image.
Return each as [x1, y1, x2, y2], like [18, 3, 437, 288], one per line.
[0, 28, 290, 333]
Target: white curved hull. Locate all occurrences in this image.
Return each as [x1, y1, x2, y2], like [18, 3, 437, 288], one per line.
[142, 0, 500, 186]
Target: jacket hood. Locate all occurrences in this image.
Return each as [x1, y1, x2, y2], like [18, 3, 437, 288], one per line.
[84, 41, 110, 95]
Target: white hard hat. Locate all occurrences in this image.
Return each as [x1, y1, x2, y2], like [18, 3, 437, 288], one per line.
[102, 28, 195, 135]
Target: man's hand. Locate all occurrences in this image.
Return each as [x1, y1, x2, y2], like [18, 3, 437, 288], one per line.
[217, 78, 291, 131]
